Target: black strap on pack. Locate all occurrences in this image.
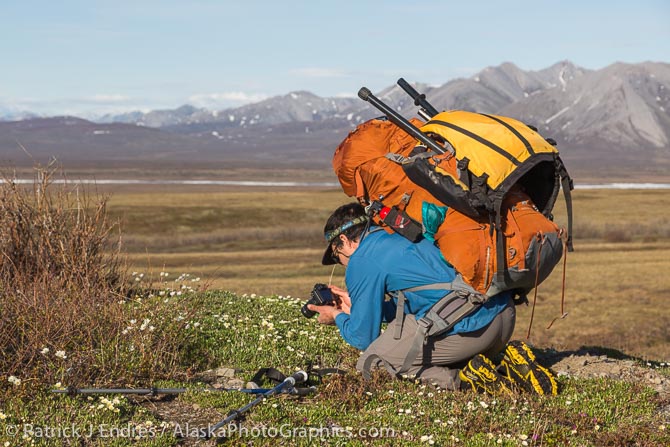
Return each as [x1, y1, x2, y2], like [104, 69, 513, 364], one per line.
[556, 159, 574, 252]
[493, 194, 506, 285]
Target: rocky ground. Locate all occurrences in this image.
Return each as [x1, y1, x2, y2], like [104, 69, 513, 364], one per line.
[540, 348, 669, 399]
[135, 351, 669, 446]
[540, 347, 670, 421]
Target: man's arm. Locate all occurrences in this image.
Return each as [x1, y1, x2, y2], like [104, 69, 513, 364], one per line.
[331, 259, 386, 351]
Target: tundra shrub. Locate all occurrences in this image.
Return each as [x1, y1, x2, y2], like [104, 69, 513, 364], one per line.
[0, 169, 192, 392]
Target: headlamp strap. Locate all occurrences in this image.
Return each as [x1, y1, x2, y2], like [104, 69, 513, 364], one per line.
[324, 215, 369, 243]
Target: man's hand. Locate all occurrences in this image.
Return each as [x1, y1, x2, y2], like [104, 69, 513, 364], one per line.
[329, 285, 351, 315]
[307, 304, 342, 325]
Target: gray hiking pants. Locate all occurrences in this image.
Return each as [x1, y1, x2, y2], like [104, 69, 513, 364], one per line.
[356, 297, 516, 390]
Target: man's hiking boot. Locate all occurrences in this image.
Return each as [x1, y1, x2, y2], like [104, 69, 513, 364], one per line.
[459, 354, 514, 396]
[499, 340, 558, 396]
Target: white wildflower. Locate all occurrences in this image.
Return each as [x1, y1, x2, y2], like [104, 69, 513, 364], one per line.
[41, 347, 50, 355]
[7, 376, 21, 386]
[55, 350, 67, 359]
[420, 434, 434, 443]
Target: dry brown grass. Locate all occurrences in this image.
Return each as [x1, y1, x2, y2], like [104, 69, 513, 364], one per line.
[0, 169, 202, 389]
[106, 186, 670, 360]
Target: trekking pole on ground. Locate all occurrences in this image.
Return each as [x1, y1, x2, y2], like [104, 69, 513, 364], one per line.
[205, 370, 312, 439]
[51, 386, 290, 396]
[397, 78, 439, 119]
[358, 87, 454, 155]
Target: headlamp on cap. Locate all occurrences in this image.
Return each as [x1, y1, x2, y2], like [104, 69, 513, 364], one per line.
[321, 215, 369, 265]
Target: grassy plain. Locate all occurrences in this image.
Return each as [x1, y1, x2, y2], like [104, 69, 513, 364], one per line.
[2, 179, 669, 446]
[102, 185, 670, 360]
[3, 291, 667, 446]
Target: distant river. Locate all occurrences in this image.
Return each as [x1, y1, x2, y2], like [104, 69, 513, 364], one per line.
[7, 179, 340, 187]
[5, 179, 670, 189]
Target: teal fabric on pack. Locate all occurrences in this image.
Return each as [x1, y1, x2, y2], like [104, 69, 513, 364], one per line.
[421, 202, 447, 241]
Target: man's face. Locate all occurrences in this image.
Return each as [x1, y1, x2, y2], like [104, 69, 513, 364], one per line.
[331, 236, 359, 267]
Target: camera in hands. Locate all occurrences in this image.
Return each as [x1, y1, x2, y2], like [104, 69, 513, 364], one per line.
[301, 283, 335, 318]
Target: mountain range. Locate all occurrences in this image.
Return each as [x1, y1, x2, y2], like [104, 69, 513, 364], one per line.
[1, 61, 668, 180]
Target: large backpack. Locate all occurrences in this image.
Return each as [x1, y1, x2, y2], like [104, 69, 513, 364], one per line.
[400, 110, 574, 295]
[333, 88, 573, 299]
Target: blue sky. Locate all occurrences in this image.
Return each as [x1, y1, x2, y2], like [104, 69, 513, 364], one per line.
[1, 0, 668, 117]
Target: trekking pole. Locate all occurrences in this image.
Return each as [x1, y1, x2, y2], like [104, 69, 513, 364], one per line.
[205, 370, 311, 439]
[358, 87, 454, 155]
[397, 78, 439, 119]
[51, 386, 301, 396]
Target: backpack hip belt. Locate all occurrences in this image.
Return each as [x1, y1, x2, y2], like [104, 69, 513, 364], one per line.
[363, 276, 488, 379]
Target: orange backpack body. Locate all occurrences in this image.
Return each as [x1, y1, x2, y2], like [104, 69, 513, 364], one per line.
[333, 117, 564, 296]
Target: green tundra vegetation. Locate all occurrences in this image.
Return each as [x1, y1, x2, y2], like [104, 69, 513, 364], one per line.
[1, 176, 668, 446]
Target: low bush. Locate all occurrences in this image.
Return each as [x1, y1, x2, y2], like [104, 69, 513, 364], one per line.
[0, 168, 198, 393]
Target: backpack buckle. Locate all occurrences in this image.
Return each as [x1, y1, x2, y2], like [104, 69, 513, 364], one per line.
[417, 317, 434, 344]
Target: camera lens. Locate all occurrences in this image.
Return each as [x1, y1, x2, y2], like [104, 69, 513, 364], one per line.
[301, 303, 316, 318]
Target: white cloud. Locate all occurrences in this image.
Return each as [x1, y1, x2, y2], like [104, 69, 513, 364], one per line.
[289, 67, 350, 78]
[188, 92, 268, 109]
[86, 94, 132, 103]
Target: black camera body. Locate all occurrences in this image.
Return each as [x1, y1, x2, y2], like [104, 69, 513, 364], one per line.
[301, 283, 335, 318]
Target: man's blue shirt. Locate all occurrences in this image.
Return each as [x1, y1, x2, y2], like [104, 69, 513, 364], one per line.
[334, 228, 511, 351]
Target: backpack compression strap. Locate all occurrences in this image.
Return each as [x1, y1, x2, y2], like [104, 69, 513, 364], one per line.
[557, 159, 574, 252]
